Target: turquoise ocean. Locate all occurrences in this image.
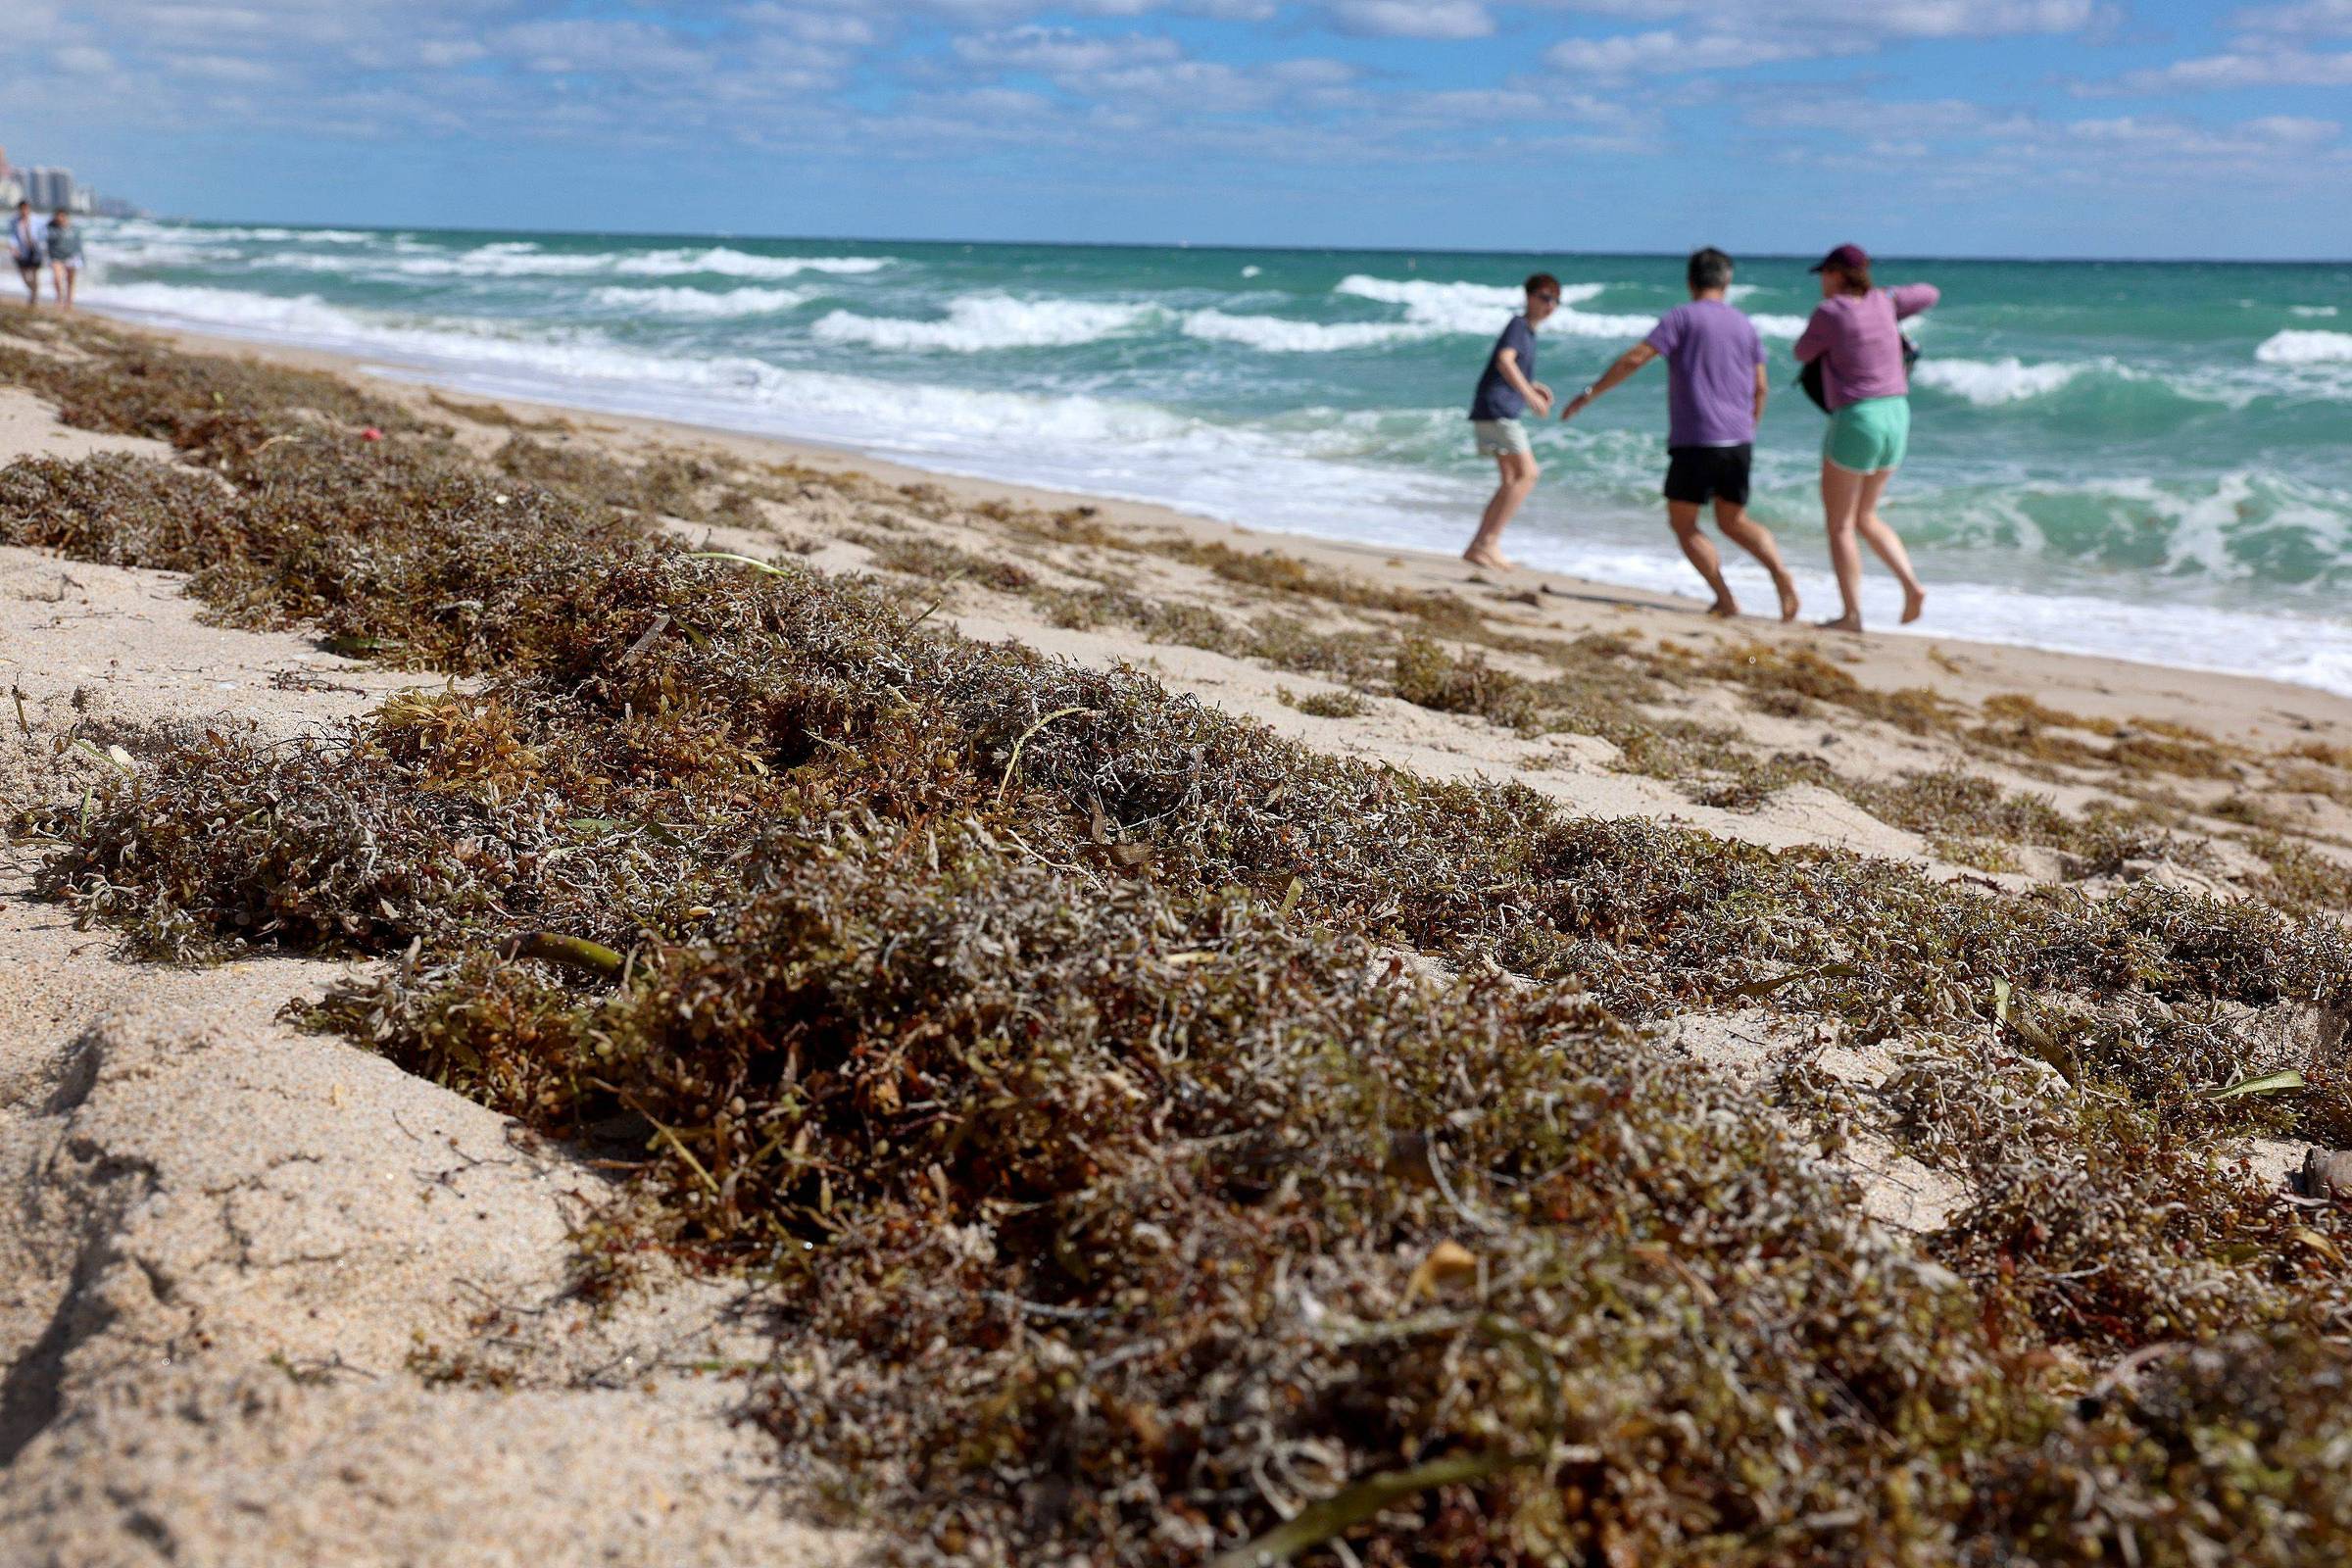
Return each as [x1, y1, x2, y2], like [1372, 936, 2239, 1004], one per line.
[76, 220, 2352, 693]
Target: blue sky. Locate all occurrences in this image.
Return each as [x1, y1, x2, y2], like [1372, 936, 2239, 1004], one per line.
[9, 1, 2351, 258]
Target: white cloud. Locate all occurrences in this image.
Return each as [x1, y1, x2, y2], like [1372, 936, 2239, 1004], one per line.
[1552, 0, 2102, 34]
[2066, 112, 2342, 158]
[2229, 0, 2352, 35]
[2098, 45, 2352, 91]
[1539, 0, 2100, 81]
[494, 20, 711, 77]
[952, 26, 1184, 73]
[1546, 28, 1828, 75]
[1322, 0, 1494, 38]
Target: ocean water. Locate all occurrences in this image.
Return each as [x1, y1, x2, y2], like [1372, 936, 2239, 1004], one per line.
[71, 220, 2352, 694]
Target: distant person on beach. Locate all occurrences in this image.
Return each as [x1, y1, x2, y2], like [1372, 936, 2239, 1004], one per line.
[44, 211, 80, 312]
[1792, 244, 1937, 632]
[8, 201, 40, 308]
[1558, 247, 1800, 620]
[1461, 272, 1561, 569]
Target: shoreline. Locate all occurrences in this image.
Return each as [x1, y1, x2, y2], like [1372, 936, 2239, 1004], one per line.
[111, 310, 2352, 731]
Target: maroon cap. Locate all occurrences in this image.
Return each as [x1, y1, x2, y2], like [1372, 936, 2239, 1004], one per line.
[1808, 243, 1870, 273]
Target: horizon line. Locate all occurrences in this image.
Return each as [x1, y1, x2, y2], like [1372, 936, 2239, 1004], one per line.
[136, 215, 2352, 270]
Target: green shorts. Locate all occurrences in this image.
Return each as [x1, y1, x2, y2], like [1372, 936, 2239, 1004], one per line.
[1824, 395, 1910, 474]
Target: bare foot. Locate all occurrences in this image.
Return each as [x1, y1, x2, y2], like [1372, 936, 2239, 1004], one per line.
[1706, 595, 1740, 619]
[1817, 612, 1864, 634]
[1463, 546, 1512, 570]
[1773, 574, 1800, 622]
[1900, 584, 1927, 624]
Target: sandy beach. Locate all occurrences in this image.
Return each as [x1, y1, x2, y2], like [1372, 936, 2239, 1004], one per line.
[6, 314, 2351, 1563]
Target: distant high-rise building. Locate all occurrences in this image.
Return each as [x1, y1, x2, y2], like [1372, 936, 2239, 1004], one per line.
[23, 168, 74, 212]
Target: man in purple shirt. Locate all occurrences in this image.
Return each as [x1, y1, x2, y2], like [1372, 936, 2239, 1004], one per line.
[1560, 248, 1799, 620]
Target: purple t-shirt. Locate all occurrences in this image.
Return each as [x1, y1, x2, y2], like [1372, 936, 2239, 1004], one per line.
[1643, 300, 1765, 447]
[1792, 284, 1939, 410]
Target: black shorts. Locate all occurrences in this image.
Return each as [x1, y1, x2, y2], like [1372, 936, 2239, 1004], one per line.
[1663, 444, 1752, 507]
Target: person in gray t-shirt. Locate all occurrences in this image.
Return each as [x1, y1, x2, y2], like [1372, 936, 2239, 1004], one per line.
[45, 212, 82, 312]
[1461, 272, 1561, 569]
[1559, 248, 1799, 621]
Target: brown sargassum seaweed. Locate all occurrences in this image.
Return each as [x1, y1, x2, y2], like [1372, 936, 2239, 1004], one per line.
[7, 314, 2352, 1565]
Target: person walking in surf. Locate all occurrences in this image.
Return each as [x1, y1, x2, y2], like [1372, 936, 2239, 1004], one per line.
[1461, 273, 1561, 569]
[1558, 247, 1799, 620]
[1792, 243, 1937, 632]
[43, 210, 81, 312]
[8, 201, 41, 309]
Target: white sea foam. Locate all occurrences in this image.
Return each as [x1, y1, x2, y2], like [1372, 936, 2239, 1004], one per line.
[368, 244, 895, 281]
[87, 279, 1191, 448]
[1328, 275, 1639, 342]
[1914, 357, 2094, 405]
[1182, 311, 1433, 352]
[1330, 274, 1804, 344]
[1240, 266, 1262, 278]
[79, 258, 2352, 700]
[2257, 328, 2352, 365]
[612, 248, 892, 280]
[589, 285, 809, 318]
[810, 296, 1157, 351]
[2289, 305, 2338, 318]
[392, 248, 614, 277]
[1333, 275, 1596, 336]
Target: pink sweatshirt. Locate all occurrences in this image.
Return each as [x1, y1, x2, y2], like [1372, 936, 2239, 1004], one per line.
[1792, 284, 1939, 410]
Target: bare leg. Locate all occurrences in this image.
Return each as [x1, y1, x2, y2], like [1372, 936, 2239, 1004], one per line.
[53, 266, 74, 312]
[18, 270, 33, 309]
[1667, 501, 1738, 616]
[1712, 498, 1800, 621]
[1852, 468, 1925, 623]
[1465, 451, 1539, 569]
[1818, 461, 1867, 632]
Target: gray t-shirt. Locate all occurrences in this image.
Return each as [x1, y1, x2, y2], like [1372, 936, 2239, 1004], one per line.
[44, 223, 81, 264]
[1468, 316, 1538, 421]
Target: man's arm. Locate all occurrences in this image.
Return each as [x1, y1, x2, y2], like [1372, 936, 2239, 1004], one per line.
[1752, 362, 1769, 423]
[1558, 341, 1656, 419]
[1494, 348, 1551, 416]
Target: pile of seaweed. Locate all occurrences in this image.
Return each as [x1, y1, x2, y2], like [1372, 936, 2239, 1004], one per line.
[8, 315, 2352, 1565]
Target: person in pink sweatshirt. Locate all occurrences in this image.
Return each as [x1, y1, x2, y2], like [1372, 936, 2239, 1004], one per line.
[1791, 244, 1938, 632]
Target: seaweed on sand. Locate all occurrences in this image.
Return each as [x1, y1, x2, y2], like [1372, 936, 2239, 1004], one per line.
[11, 318, 2352, 1565]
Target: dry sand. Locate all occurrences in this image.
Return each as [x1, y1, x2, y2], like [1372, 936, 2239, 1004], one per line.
[6, 322, 2351, 1561]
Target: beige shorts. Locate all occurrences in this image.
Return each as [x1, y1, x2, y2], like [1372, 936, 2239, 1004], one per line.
[1471, 417, 1532, 458]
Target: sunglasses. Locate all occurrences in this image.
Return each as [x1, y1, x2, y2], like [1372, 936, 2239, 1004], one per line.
[1533, 292, 1561, 304]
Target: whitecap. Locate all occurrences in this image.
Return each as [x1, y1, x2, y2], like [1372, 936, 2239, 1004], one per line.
[1913, 357, 2093, 406]
[2258, 328, 2352, 365]
[809, 296, 1157, 352]
[589, 285, 809, 318]
[1181, 311, 1434, 353]
[612, 248, 892, 280]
